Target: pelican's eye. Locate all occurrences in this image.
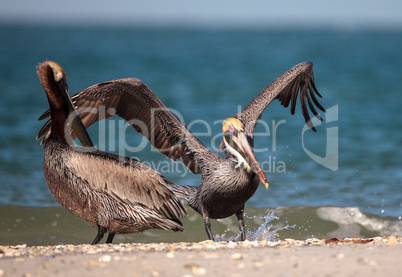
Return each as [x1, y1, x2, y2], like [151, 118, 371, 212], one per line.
[228, 125, 236, 133]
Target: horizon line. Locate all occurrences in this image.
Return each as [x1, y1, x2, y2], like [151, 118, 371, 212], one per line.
[1, 16, 402, 31]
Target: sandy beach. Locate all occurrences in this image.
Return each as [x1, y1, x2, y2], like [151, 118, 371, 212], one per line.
[0, 236, 401, 277]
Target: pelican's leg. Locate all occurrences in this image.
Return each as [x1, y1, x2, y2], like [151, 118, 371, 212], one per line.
[91, 226, 106, 245]
[106, 233, 115, 244]
[236, 210, 246, 241]
[203, 215, 214, 241]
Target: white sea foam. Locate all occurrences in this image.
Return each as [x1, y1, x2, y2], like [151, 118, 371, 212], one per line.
[316, 207, 402, 238]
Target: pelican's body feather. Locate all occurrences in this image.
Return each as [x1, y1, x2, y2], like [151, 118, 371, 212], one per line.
[44, 138, 185, 234]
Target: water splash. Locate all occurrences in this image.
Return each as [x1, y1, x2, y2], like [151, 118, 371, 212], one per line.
[245, 211, 296, 241]
[214, 210, 296, 242]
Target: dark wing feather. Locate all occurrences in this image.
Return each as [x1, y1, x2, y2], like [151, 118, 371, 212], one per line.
[38, 109, 50, 121]
[70, 147, 187, 220]
[37, 78, 215, 174]
[36, 119, 51, 140]
[235, 62, 325, 137]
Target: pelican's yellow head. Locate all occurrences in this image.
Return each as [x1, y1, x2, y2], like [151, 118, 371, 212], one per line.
[222, 118, 244, 134]
[44, 61, 67, 83]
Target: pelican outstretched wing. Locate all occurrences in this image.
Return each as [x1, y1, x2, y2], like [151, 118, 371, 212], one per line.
[37, 78, 215, 174]
[235, 62, 325, 138]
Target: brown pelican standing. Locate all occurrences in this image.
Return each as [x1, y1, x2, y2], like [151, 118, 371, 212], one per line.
[37, 62, 325, 241]
[36, 61, 187, 244]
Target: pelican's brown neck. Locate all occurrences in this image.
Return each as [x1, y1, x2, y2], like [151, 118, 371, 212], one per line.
[37, 62, 71, 145]
[37, 61, 94, 147]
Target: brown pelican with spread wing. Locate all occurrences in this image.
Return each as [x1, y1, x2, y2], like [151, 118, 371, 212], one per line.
[37, 62, 325, 241]
[36, 61, 186, 244]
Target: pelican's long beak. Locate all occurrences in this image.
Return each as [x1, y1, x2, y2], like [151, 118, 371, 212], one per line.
[58, 80, 94, 147]
[232, 131, 269, 189]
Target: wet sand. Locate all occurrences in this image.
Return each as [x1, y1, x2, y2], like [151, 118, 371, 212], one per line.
[0, 236, 401, 277]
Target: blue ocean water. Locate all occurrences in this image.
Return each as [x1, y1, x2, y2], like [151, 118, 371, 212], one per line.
[0, 24, 401, 244]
